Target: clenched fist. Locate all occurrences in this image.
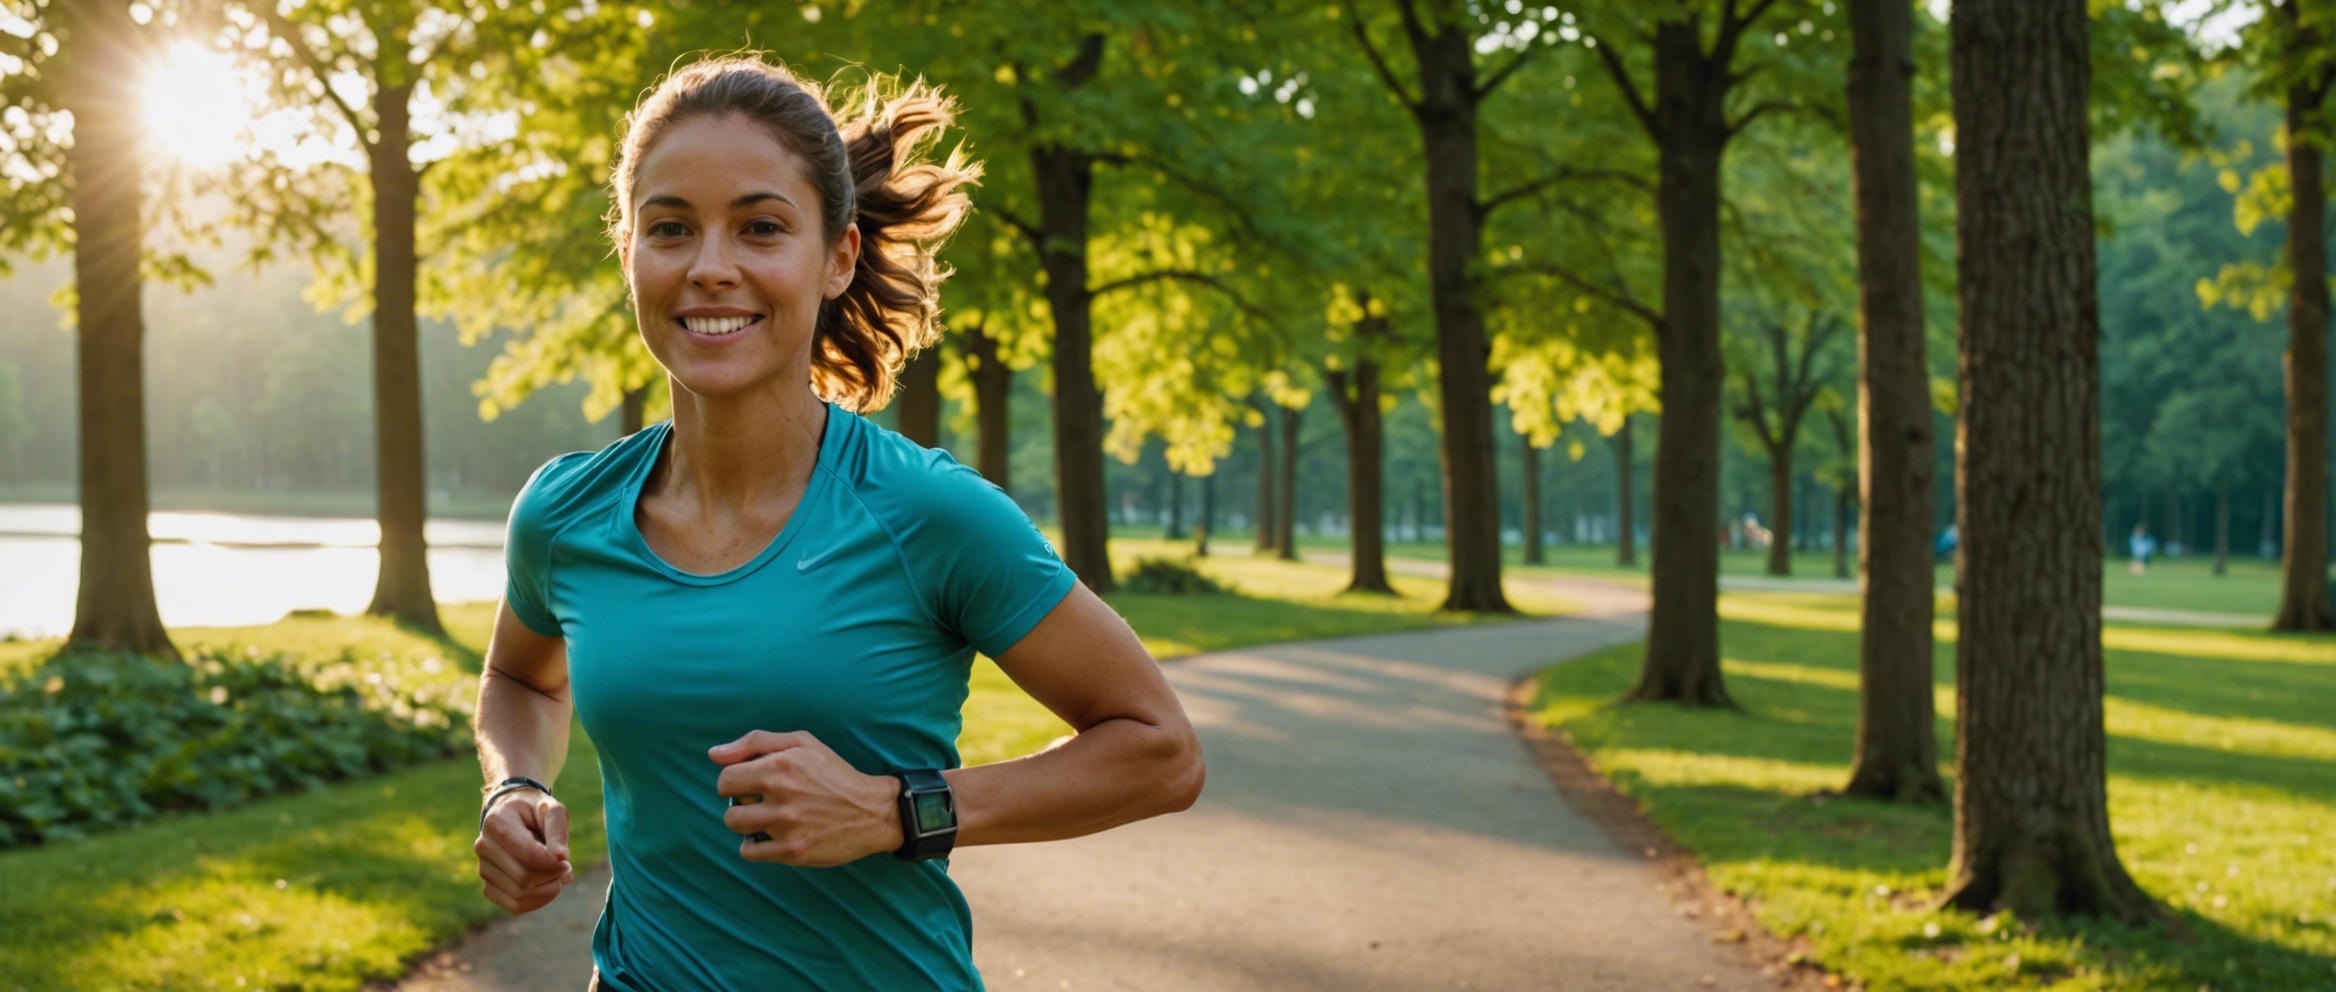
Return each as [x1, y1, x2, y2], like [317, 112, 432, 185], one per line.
[711, 730, 904, 867]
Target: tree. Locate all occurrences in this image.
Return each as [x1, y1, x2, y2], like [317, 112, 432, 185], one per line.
[1580, 0, 1826, 706]
[2265, 0, 2335, 631]
[1326, 295, 1399, 593]
[1346, 1, 1588, 613]
[53, 0, 178, 659]
[1728, 309, 1845, 577]
[1942, 0, 2155, 922]
[1839, 0, 1942, 804]
[227, 0, 605, 635]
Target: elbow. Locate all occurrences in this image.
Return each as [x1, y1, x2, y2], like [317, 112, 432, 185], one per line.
[1157, 723, 1205, 814]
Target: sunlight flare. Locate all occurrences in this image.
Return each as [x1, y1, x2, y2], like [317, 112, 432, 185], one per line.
[140, 41, 255, 166]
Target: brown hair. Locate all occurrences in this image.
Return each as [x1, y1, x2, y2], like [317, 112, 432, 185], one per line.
[608, 55, 979, 411]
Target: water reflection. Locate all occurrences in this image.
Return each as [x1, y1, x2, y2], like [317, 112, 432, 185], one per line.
[0, 504, 508, 640]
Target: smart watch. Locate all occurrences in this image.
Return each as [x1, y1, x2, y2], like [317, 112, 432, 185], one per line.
[892, 769, 957, 861]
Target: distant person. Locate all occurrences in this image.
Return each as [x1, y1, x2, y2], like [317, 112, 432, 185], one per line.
[469, 56, 1203, 990]
[1935, 523, 1958, 557]
[2129, 523, 2154, 574]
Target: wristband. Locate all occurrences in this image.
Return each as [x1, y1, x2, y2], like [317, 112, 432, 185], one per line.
[480, 776, 554, 831]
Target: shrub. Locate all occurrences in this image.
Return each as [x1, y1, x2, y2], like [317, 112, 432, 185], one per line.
[0, 647, 473, 848]
[1117, 557, 1226, 595]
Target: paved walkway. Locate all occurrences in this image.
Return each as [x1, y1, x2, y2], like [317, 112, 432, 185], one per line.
[394, 577, 1770, 991]
[1325, 551, 2272, 629]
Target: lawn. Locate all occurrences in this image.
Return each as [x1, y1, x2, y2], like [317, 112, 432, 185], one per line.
[2, 542, 1565, 990]
[1523, 590, 2336, 992]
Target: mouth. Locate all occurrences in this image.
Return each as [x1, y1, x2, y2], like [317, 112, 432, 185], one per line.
[676, 314, 763, 336]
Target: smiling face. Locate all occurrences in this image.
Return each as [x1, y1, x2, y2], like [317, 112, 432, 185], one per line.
[623, 113, 859, 401]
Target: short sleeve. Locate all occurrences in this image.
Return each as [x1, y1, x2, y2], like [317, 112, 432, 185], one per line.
[504, 453, 585, 638]
[906, 463, 1076, 658]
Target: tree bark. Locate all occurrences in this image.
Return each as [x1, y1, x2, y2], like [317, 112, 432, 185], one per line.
[1403, 22, 1511, 613]
[620, 385, 648, 436]
[1615, 418, 1637, 567]
[1197, 471, 1213, 557]
[362, 78, 442, 635]
[2214, 484, 2230, 576]
[1255, 406, 1276, 554]
[894, 345, 941, 448]
[1841, 0, 1943, 804]
[1834, 483, 1853, 581]
[1328, 351, 1394, 594]
[1766, 446, 1794, 576]
[1522, 434, 1545, 566]
[2272, 11, 2334, 630]
[1630, 18, 1733, 706]
[1276, 402, 1300, 561]
[1166, 469, 1185, 540]
[964, 321, 1012, 493]
[1942, 0, 2155, 922]
[63, 0, 176, 660]
[1031, 140, 1112, 593]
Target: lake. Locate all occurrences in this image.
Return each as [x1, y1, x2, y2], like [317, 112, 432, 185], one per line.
[0, 503, 509, 640]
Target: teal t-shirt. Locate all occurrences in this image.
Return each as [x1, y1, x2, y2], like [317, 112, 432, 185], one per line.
[503, 402, 1075, 991]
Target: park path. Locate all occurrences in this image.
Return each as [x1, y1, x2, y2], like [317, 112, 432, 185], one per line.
[390, 576, 1773, 991]
[1315, 551, 2271, 629]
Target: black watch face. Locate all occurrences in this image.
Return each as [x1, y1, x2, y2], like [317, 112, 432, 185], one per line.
[912, 790, 955, 833]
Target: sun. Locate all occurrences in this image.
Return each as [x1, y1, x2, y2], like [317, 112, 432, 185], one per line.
[141, 41, 256, 167]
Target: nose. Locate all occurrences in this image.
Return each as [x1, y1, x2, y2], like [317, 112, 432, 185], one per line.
[687, 231, 741, 291]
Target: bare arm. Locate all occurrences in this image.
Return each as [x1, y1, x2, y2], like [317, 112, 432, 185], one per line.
[709, 584, 1204, 863]
[472, 600, 576, 913]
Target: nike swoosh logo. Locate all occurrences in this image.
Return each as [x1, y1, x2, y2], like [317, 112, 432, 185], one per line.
[796, 545, 844, 573]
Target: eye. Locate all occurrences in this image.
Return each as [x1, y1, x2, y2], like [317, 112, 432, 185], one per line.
[746, 219, 785, 237]
[646, 220, 688, 238]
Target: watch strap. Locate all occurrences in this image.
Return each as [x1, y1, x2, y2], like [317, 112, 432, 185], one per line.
[480, 776, 553, 831]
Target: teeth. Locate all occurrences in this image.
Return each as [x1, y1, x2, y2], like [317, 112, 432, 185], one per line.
[682, 315, 753, 335]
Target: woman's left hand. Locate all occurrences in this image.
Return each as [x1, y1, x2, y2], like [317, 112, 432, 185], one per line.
[711, 730, 904, 866]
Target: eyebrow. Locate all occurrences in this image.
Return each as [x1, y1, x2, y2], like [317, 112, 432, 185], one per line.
[639, 191, 796, 212]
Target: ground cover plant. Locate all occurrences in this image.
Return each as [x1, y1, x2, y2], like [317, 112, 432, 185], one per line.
[1524, 590, 2336, 991]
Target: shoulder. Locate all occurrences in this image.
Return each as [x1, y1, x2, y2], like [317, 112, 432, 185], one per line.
[509, 426, 664, 541]
[825, 410, 1043, 548]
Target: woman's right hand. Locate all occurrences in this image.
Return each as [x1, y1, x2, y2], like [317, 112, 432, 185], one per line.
[476, 790, 574, 915]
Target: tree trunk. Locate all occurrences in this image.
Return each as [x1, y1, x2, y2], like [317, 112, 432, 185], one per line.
[1767, 445, 1794, 576]
[363, 80, 441, 635]
[965, 321, 1012, 493]
[894, 345, 940, 448]
[1615, 418, 1637, 567]
[2214, 484, 2230, 576]
[1942, 0, 2155, 922]
[1197, 471, 1213, 557]
[1410, 27, 1511, 613]
[63, 0, 176, 660]
[1841, 0, 1943, 804]
[1328, 353, 1394, 594]
[1522, 435, 1545, 566]
[1166, 469, 1185, 540]
[1255, 407, 1276, 554]
[1631, 19, 1732, 706]
[1031, 142, 1112, 593]
[620, 385, 648, 436]
[1834, 484, 1853, 581]
[2273, 29, 2334, 630]
[2262, 487, 2278, 558]
[1276, 402, 1299, 561]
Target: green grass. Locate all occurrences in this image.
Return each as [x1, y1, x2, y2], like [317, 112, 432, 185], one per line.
[2, 539, 1568, 990]
[1524, 590, 2336, 991]
[0, 603, 611, 992]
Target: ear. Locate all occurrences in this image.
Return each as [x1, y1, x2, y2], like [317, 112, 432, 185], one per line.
[824, 225, 861, 301]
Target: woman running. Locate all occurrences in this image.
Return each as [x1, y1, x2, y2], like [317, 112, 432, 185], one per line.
[469, 55, 1205, 990]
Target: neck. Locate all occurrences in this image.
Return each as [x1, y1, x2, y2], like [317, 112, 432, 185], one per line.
[657, 374, 829, 510]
